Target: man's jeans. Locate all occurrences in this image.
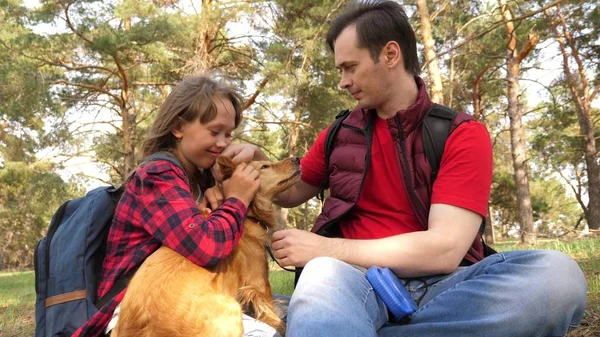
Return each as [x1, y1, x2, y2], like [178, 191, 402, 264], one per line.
[286, 250, 587, 337]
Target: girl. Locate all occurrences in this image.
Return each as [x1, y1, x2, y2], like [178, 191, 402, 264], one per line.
[73, 75, 278, 337]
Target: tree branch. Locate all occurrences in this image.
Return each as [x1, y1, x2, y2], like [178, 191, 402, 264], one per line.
[131, 81, 177, 87]
[516, 33, 539, 64]
[242, 77, 269, 111]
[53, 79, 124, 105]
[61, 1, 93, 45]
[424, 0, 564, 68]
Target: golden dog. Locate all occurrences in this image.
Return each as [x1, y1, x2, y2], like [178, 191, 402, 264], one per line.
[112, 156, 300, 337]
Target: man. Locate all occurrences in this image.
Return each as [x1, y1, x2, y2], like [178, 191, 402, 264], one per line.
[263, 1, 587, 337]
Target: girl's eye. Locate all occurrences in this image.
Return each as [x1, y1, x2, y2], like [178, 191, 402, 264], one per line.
[210, 130, 219, 136]
[261, 165, 270, 170]
[225, 133, 232, 139]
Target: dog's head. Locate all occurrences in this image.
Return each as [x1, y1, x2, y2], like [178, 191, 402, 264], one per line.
[217, 156, 301, 228]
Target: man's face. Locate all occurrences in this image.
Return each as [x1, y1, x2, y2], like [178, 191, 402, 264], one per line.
[334, 25, 389, 111]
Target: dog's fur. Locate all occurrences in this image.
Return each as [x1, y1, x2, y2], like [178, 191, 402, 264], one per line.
[111, 156, 300, 337]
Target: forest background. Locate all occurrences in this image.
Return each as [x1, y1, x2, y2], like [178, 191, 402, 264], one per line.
[1, 0, 599, 269]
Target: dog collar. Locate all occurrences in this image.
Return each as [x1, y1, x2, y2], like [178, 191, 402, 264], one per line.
[247, 216, 269, 234]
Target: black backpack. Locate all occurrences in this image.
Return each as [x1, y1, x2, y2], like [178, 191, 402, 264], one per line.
[318, 104, 459, 202]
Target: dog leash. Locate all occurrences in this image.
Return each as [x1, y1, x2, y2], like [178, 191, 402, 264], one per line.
[266, 244, 296, 272]
[246, 216, 296, 273]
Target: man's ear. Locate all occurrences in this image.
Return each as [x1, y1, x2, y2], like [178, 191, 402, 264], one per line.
[217, 156, 235, 180]
[382, 41, 401, 68]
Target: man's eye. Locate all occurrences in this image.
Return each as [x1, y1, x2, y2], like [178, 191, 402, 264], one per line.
[261, 165, 270, 170]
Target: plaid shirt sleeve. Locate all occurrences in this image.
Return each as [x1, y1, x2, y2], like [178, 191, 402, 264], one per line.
[72, 161, 248, 337]
[71, 290, 125, 337]
[137, 161, 248, 267]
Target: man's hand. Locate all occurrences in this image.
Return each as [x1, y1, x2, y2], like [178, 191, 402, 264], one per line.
[271, 229, 328, 267]
[212, 144, 269, 182]
[198, 186, 224, 213]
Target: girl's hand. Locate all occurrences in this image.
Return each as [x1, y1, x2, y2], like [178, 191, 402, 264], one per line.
[198, 186, 224, 213]
[212, 144, 268, 182]
[221, 162, 260, 207]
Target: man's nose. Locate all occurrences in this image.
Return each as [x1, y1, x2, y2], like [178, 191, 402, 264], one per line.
[339, 74, 351, 90]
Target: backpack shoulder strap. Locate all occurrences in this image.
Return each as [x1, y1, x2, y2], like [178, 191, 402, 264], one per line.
[96, 265, 139, 308]
[422, 106, 493, 244]
[422, 104, 457, 182]
[318, 109, 351, 202]
[143, 152, 185, 172]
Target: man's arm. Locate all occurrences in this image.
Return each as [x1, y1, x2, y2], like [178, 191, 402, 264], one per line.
[271, 203, 481, 278]
[273, 179, 320, 208]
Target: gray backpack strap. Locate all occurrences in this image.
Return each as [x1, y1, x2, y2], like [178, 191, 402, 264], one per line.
[142, 152, 185, 172]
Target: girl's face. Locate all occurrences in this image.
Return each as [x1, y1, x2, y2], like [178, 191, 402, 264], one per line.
[172, 96, 236, 171]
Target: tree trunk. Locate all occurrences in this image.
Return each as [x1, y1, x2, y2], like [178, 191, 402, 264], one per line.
[416, 0, 444, 104]
[280, 208, 289, 228]
[499, 0, 536, 245]
[122, 104, 137, 176]
[119, 17, 136, 176]
[0, 231, 14, 271]
[472, 63, 491, 121]
[547, 6, 600, 230]
[302, 202, 309, 231]
[484, 205, 495, 244]
[448, 53, 455, 108]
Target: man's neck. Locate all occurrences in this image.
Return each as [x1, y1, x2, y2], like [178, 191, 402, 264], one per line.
[376, 75, 418, 119]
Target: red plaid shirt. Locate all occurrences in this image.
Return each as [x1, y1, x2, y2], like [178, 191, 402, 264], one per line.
[73, 160, 247, 337]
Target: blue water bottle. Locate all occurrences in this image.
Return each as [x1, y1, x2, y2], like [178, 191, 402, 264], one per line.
[366, 266, 418, 322]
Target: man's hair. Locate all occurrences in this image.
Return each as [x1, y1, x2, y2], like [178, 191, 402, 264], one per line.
[326, 0, 420, 76]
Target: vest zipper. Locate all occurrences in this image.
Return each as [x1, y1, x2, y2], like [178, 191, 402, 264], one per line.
[316, 123, 373, 236]
[394, 115, 429, 225]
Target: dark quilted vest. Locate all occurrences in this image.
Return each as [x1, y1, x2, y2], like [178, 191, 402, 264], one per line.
[313, 78, 485, 264]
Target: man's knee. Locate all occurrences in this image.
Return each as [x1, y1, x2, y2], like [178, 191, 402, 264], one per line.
[510, 250, 587, 328]
[297, 256, 352, 285]
[539, 250, 586, 311]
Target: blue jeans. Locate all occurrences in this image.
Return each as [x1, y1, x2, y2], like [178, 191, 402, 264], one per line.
[286, 250, 587, 337]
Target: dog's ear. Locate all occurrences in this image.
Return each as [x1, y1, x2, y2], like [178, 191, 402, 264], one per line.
[217, 156, 235, 180]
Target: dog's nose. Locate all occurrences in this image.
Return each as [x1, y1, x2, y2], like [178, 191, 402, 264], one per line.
[291, 156, 300, 164]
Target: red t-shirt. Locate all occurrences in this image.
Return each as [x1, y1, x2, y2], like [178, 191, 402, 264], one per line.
[301, 115, 492, 240]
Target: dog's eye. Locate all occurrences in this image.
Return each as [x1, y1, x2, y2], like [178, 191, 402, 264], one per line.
[260, 165, 270, 170]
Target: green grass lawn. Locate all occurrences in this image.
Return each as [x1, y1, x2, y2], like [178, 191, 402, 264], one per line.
[2, 238, 598, 336]
[0, 270, 36, 336]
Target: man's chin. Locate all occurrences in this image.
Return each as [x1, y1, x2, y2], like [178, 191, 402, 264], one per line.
[357, 100, 373, 109]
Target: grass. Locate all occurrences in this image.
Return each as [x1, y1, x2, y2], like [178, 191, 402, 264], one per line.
[0, 271, 36, 337]
[2, 238, 598, 337]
